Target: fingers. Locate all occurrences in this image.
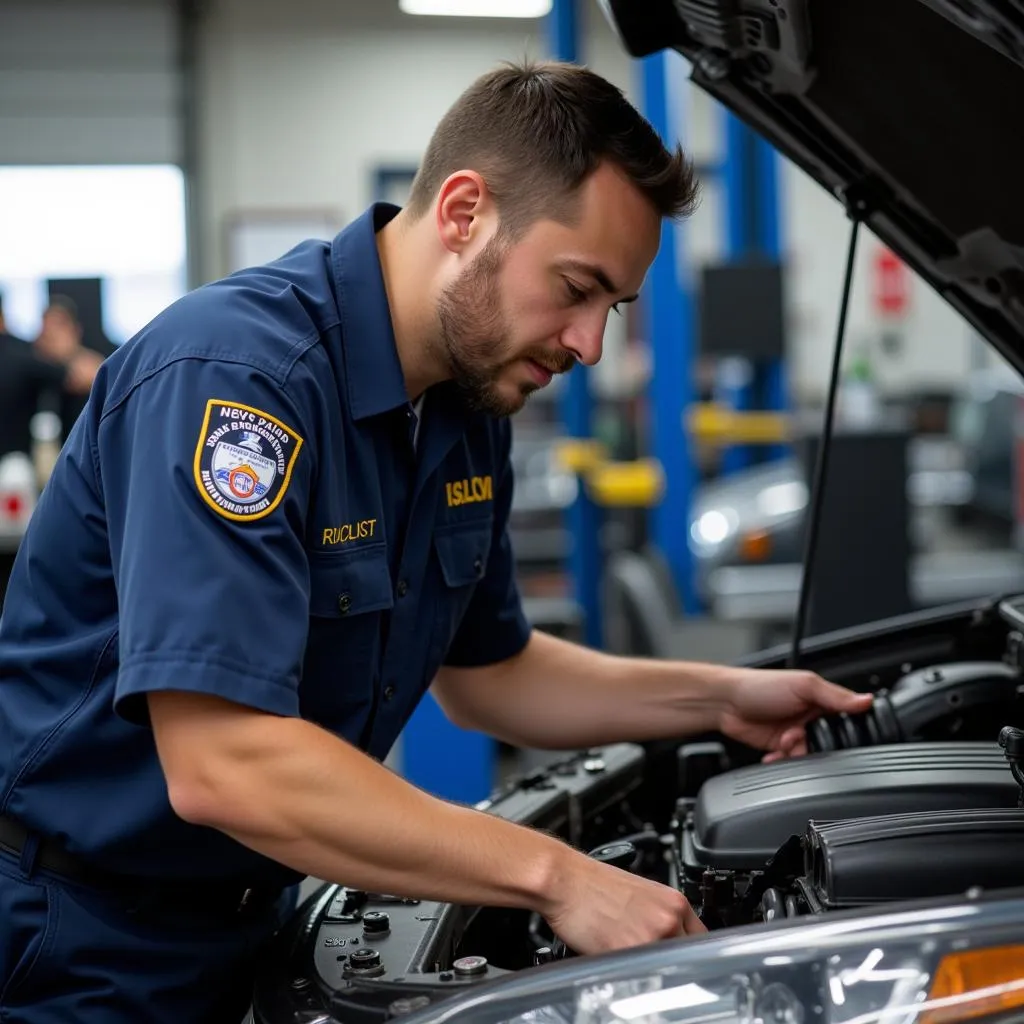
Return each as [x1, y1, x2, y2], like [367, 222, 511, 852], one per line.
[552, 864, 708, 954]
[779, 725, 807, 754]
[680, 898, 707, 935]
[802, 673, 873, 714]
[764, 675, 871, 762]
[762, 725, 807, 763]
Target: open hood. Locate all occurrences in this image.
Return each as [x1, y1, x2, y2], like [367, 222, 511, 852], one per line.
[598, 0, 1024, 372]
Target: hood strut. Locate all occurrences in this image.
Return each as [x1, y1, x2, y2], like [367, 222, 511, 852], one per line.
[789, 200, 865, 667]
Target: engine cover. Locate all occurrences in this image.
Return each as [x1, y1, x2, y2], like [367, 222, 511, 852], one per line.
[681, 742, 1020, 870]
[803, 808, 1024, 910]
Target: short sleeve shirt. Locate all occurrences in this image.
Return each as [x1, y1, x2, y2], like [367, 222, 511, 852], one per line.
[0, 204, 530, 888]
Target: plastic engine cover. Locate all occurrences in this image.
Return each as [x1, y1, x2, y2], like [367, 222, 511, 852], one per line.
[805, 807, 1024, 909]
[685, 743, 1020, 869]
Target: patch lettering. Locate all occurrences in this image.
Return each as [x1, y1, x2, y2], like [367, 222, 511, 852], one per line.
[193, 399, 303, 522]
[322, 520, 377, 547]
[445, 476, 493, 508]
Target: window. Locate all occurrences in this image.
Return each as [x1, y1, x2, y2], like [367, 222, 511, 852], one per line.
[0, 165, 187, 346]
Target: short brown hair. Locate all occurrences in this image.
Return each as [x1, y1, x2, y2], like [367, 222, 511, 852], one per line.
[406, 60, 699, 235]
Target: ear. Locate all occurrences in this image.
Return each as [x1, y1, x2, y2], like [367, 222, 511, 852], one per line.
[435, 171, 495, 255]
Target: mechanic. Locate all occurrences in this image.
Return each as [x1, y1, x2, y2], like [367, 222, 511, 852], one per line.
[0, 60, 873, 1023]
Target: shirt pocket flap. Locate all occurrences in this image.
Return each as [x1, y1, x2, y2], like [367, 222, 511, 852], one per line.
[308, 545, 394, 618]
[434, 522, 492, 589]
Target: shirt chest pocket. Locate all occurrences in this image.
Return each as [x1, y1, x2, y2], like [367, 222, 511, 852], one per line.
[432, 521, 492, 652]
[304, 545, 394, 729]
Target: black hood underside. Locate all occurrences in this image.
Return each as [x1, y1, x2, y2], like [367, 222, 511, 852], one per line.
[599, 0, 1024, 372]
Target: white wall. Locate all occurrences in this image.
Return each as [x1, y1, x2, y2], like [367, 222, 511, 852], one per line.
[782, 162, 975, 401]
[195, 0, 977, 403]
[197, 0, 635, 278]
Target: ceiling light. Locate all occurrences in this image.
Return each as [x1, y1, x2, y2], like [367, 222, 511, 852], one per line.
[399, 0, 552, 17]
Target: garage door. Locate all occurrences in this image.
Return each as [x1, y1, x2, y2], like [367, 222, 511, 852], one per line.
[0, 0, 183, 166]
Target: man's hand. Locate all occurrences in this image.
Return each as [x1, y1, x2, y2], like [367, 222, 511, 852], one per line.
[65, 349, 103, 394]
[719, 669, 873, 762]
[544, 856, 705, 955]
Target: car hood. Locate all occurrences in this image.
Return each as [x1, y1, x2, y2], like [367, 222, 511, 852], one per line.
[598, 0, 1024, 372]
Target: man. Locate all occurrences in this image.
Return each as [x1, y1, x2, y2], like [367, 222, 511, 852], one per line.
[0, 295, 101, 461]
[0, 61, 872, 1022]
[35, 295, 118, 443]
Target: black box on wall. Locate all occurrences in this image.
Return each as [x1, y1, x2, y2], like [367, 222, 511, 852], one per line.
[698, 262, 785, 361]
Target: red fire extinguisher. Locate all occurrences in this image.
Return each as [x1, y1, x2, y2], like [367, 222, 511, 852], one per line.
[873, 247, 911, 318]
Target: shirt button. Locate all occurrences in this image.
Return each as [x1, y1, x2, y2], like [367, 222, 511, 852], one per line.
[383, 685, 396, 701]
[337, 593, 352, 615]
[396, 580, 408, 598]
[473, 557, 483, 576]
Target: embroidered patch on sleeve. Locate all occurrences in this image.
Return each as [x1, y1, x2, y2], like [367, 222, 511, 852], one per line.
[193, 399, 304, 522]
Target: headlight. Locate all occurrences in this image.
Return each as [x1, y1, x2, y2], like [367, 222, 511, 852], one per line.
[402, 894, 1024, 1024]
[690, 508, 739, 553]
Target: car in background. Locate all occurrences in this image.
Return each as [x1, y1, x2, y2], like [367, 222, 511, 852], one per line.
[690, 377, 1024, 619]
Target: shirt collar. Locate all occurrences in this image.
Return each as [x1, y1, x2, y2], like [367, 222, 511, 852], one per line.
[330, 203, 410, 421]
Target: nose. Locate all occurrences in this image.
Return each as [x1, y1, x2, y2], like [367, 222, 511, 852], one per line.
[560, 311, 607, 367]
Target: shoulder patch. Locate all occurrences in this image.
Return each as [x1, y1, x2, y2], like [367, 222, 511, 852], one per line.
[193, 399, 304, 522]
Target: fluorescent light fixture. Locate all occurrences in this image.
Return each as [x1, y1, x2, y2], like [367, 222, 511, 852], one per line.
[399, 0, 552, 16]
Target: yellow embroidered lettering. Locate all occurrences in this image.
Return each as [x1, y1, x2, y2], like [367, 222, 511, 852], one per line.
[320, 519, 379, 547]
[445, 476, 493, 507]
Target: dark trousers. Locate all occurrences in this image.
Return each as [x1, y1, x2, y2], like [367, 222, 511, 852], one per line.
[0, 843, 297, 1023]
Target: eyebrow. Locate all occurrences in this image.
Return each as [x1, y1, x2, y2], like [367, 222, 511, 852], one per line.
[560, 259, 639, 304]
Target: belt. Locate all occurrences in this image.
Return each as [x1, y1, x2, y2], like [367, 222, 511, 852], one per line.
[0, 814, 281, 916]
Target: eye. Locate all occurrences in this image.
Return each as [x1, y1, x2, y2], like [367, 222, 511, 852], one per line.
[610, 302, 623, 317]
[564, 279, 588, 304]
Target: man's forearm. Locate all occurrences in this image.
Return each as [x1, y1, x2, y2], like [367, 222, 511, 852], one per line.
[176, 708, 571, 913]
[432, 630, 738, 749]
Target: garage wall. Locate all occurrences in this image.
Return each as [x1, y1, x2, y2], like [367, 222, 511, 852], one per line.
[194, 0, 975, 401]
[194, 0, 641, 281]
[782, 162, 976, 401]
[0, 0, 183, 166]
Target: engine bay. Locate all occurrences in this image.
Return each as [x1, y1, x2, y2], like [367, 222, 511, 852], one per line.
[251, 594, 1024, 1024]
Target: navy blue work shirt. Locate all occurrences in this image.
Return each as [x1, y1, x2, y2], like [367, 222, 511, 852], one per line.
[0, 203, 531, 889]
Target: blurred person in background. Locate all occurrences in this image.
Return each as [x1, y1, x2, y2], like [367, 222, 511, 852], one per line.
[0, 294, 102, 463]
[34, 295, 108, 444]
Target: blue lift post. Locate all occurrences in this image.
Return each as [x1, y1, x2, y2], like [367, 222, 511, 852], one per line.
[641, 51, 699, 614]
[716, 113, 757, 474]
[549, 0, 604, 649]
[718, 110, 787, 469]
[754, 132, 789, 462]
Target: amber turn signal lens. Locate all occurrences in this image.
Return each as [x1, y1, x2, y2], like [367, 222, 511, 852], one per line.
[919, 946, 1024, 1024]
[739, 529, 772, 562]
